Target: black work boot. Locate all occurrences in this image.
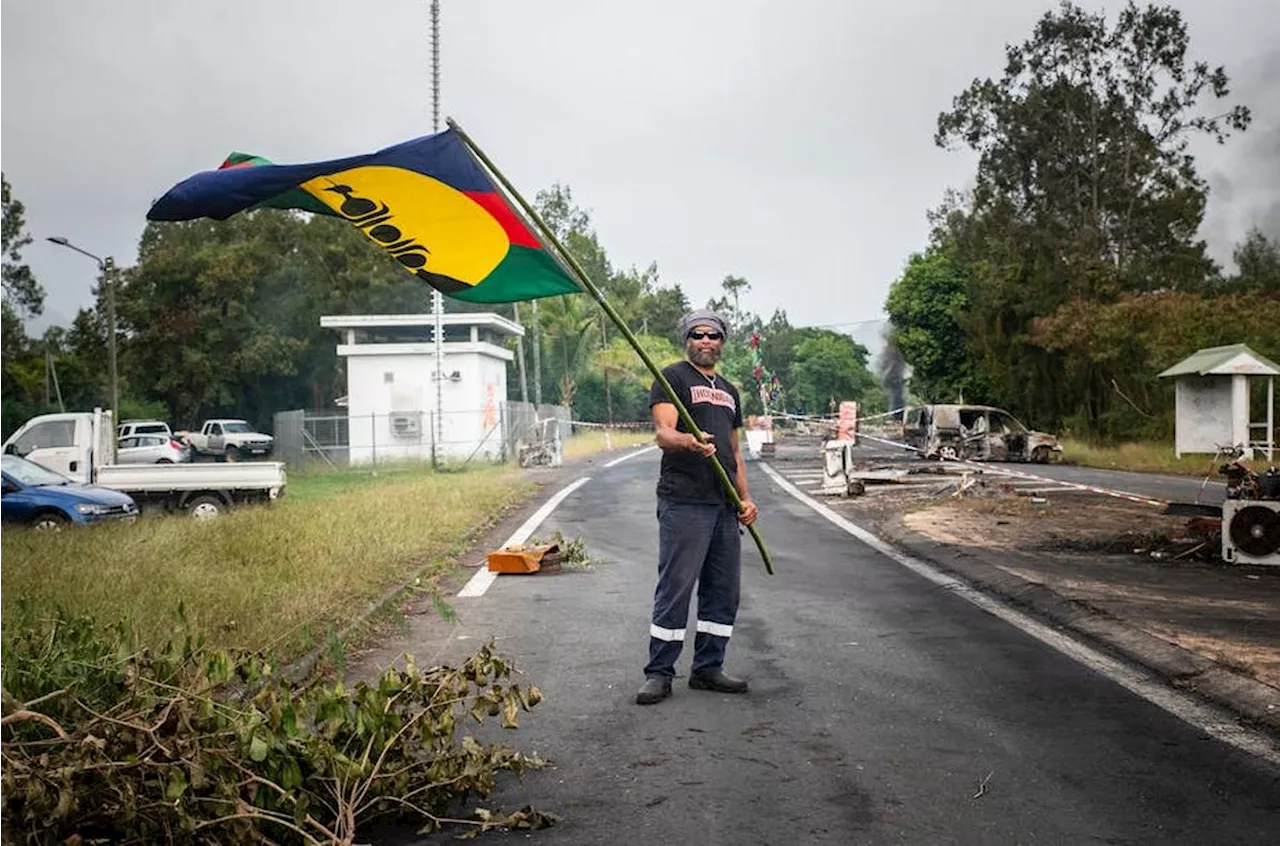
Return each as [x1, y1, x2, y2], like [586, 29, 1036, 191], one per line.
[636, 677, 673, 705]
[688, 669, 748, 694]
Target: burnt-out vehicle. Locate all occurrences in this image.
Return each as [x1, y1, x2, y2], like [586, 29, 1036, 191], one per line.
[903, 404, 1062, 464]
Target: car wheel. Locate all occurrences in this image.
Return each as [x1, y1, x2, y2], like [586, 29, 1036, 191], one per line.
[156, 458, 174, 464]
[30, 511, 69, 531]
[187, 495, 224, 520]
[224, 446, 240, 463]
[1031, 446, 1050, 464]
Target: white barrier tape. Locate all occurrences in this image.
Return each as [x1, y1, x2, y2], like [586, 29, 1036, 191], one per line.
[569, 420, 652, 430]
[856, 406, 909, 422]
[854, 431, 1167, 508]
[774, 412, 836, 423]
[777, 413, 896, 424]
[772, 407, 906, 424]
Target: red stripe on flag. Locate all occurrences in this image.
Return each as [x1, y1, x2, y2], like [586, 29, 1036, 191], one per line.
[464, 191, 540, 249]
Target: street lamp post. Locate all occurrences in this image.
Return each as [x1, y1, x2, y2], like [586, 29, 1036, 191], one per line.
[47, 237, 118, 425]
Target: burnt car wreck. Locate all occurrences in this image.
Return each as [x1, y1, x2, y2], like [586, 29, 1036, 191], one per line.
[904, 404, 1062, 464]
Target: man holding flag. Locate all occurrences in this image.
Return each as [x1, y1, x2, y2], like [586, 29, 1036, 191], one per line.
[147, 124, 776, 683]
[636, 309, 758, 706]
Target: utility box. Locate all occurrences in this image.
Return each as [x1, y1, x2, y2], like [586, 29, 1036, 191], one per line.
[1158, 344, 1277, 460]
[820, 439, 862, 496]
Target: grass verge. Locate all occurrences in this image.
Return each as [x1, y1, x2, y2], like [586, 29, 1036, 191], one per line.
[563, 428, 652, 460]
[284, 459, 457, 503]
[1061, 439, 1228, 477]
[1, 464, 532, 659]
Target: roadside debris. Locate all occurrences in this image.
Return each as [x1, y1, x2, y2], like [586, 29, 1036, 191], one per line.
[487, 541, 565, 574]
[488, 531, 592, 575]
[516, 417, 564, 467]
[1163, 447, 1280, 566]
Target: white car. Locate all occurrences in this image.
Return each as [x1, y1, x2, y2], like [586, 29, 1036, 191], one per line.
[185, 419, 274, 460]
[118, 419, 172, 440]
[116, 433, 191, 465]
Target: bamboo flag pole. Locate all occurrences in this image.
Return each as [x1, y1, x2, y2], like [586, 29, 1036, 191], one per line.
[448, 118, 774, 575]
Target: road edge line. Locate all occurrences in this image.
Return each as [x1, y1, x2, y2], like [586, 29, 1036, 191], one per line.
[604, 444, 657, 468]
[759, 461, 1280, 767]
[456, 476, 592, 598]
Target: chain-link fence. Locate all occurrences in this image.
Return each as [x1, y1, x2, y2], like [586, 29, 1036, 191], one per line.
[272, 402, 572, 470]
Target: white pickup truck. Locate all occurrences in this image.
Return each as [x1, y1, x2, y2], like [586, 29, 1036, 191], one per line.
[183, 419, 274, 461]
[2, 410, 285, 519]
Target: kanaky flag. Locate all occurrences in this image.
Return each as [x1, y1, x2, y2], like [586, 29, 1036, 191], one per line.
[146, 129, 581, 303]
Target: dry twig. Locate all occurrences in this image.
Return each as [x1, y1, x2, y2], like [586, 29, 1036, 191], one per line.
[973, 770, 994, 800]
[0, 710, 69, 739]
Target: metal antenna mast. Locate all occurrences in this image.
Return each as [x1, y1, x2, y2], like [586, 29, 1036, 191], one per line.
[431, 0, 441, 133]
[430, 0, 445, 467]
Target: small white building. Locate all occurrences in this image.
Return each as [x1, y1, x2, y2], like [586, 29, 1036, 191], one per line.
[320, 313, 523, 464]
[1157, 343, 1277, 460]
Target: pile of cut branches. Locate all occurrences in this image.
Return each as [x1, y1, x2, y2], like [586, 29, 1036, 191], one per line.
[1, 604, 552, 844]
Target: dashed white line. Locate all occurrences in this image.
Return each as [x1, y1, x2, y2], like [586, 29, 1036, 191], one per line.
[456, 476, 592, 598]
[759, 461, 1280, 767]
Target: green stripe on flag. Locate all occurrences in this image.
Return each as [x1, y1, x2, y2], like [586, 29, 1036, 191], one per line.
[450, 246, 581, 303]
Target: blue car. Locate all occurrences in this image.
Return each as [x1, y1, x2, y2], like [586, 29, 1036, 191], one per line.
[1, 455, 139, 530]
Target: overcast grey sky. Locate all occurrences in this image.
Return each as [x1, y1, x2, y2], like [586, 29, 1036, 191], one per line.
[3, 0, 1277, 349]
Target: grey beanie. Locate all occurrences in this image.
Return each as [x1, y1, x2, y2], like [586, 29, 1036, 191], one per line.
[678, 309, 729, 340]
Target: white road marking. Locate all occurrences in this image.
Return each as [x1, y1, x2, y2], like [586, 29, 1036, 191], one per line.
[604, 445, 658, 468]
[759, 461, 1280, 767]
[780, 468, 1156, 497]
[456, 476, 593, 598]
[856, 432, 1170, 507]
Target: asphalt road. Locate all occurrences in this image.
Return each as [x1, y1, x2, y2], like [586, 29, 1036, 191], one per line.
[393, 451, 1277, 845]
[1007, 462, 1227, 506]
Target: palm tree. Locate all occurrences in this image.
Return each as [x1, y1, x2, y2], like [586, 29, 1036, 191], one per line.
[539, 294, 598, 407]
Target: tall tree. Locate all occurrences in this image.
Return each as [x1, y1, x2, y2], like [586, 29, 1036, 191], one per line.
[636, 277, 691, 337]
[720, 275, 750, 320]
[932, 0, 1250, 430]
[122, 211, 424, 427]
[1225, 228, 1280, 293]
[2, 174, 45, 318]
[532, 185, 605, 407]
[1, 300, 36, 436]
[528, 185, 693, 411]
[707, 274, 756, 332]
[884, 245, 981, 403]
[780, 332, 883, 415]
[538, 294, 598, 407]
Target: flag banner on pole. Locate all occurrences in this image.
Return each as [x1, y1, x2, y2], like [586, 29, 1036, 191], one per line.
[146, 129, 582, 303]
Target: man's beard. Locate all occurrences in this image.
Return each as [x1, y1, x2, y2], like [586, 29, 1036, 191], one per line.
[688, 343, 721, 368]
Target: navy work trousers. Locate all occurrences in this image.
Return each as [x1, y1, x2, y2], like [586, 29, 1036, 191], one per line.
[644, 498, 742, 679]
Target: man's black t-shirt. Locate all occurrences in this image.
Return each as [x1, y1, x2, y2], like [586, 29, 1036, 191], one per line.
[649, 360, 743, 504]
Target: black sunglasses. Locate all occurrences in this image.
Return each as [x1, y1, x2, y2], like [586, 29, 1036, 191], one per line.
[688, 330, 723, 340]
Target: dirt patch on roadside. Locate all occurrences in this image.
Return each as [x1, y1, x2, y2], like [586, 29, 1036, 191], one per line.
[868, 491, 1280, 691]
[899, 496, 1187, 555]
